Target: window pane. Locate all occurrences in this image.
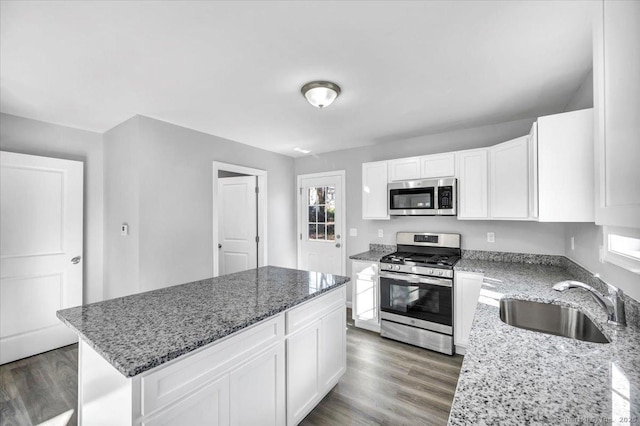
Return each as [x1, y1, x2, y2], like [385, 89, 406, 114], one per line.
[327, 224, 335, 241]
[308, 224, 317, 240]
[316, 187, 325, 204]
[317, 224, 326, 240]
[326, 186, 335, 202]
[308, 206, 317, 223]
[327, 203, 335, 222]
[318, 205, 326, 222]
[309, 188, 318, 205]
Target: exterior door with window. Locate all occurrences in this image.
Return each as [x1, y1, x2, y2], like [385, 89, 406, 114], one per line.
[298, 172, 345, 275]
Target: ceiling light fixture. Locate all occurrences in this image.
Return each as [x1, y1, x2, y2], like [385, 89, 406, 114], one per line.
[301, 81, 341, 109]
[293, 147, 310, 154]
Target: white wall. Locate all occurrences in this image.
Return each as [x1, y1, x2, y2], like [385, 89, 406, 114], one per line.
[0, 113, 104, 303]
[103, 115, 297, 296]
[103, 117, 140, 298]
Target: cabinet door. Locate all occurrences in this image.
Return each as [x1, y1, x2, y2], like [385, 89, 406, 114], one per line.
[286, 321, 321, 425]
[594, 0, 640, 228]
[528, 122, 539, 219]
[362, 161, 389, 220]
[388, 157, 421, 181]
[537, 109, 594, 222]
[421, 153, 455, 178]
[457, 149, 489, 219]
[490, 136, 530, 219]
[319, 306, 346, 390]
[454, 272, 484, 351]
[351, 260, 380, 332]
[142, 375, 230, 426]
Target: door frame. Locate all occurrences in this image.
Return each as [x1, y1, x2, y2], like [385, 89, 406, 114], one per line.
[296, 170, 346, 275]
[213, 161, 267, 277]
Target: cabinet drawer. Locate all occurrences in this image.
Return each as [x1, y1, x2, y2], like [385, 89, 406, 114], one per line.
[286, 287, 346, 334]
[140, 315, 283, 416]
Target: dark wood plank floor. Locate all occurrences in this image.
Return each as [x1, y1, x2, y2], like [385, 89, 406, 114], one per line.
[0, 310, 463, 426]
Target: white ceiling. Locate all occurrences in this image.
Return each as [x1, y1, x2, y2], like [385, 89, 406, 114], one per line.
[1, 1, 596, 157]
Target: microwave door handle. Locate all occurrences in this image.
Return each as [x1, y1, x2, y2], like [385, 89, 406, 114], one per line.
[379, 272, 452, 288]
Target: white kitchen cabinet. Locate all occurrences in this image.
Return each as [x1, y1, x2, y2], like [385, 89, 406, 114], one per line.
[456, 149, 489, 220]
[229, 343, 285, 425]
[489, 136, 531, 220]
[351, 260, 380, 332]
[388, 156, 421, 181]
[284, 289, 347, 425]
[362, 161, 389, 220]
[536, 108, 594, 222]
[454, 271, 484, 353]
[420, 153, 455, 178]
[594, 0, 640, 229]
[286, 320, 320, 425]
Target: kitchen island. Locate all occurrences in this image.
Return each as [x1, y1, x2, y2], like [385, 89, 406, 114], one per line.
[448, 257, 640, 425]
[57, 266, 349, 425]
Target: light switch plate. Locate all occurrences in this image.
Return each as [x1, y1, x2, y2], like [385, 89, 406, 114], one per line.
[121, 223, 129, 236]
[349, 228, 357, 237]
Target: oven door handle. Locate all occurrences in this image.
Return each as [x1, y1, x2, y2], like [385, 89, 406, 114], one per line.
[379, 272, 452, 288]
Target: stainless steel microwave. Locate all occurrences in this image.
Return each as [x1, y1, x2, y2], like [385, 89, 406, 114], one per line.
[388, 178, 457, 216]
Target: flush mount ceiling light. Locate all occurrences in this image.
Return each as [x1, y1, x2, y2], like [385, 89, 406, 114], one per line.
[301, 81, 341, 109]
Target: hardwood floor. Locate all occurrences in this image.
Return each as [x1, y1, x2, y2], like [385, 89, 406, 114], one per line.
[0, 343, 78, 426]
[0, 310, 463, 426]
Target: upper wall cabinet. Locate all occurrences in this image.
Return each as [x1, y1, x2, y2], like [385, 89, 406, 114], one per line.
[421, 153, 455, 179]
[389, 153, 456, 182]
[536, 109, 594, 222]
[594, 1, 640, 229]
[489, 136, 531, 220]
[457, 149, 489, 220]
[362, 161, 390, 220]
[388, 157, 421, 181]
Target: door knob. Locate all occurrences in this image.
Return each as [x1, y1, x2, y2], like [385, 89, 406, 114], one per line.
[218, 244, 222, 249]
[71, 256, 81, 264]
[336, 234, 341, 239]
[335, 243, 341, 248]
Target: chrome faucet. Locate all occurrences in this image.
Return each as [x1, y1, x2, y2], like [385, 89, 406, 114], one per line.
[552, 280, 626, 327]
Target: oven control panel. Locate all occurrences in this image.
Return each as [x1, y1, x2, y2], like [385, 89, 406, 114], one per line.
[380, 263, 453, 278]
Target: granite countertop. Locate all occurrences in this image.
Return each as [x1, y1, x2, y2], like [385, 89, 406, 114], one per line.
[349, 244, 396, 262]
[449, 259, 640, 425]
[57, 266, 349, 378]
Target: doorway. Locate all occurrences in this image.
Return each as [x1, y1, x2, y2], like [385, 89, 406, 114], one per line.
[212, 162, 267, 277]
[297, 171, 346, 275]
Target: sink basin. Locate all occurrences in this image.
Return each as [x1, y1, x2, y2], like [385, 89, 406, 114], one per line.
[499, 299, 610, 343]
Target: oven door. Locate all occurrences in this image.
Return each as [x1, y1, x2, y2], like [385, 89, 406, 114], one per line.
[379, 272, 453, 334]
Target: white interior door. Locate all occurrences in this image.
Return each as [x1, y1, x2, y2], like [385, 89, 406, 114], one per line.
[298, 172, 345, 275]
[217, 176, 258, 275]
[0, 151, 83, 364]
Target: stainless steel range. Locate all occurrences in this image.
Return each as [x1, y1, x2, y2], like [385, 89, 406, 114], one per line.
[379, 232, 461, 355]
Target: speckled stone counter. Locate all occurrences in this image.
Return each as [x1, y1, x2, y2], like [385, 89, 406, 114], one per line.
[349, 244, 396, 262]
[448, 259, 640, 425]
[57, 266, 349, 378]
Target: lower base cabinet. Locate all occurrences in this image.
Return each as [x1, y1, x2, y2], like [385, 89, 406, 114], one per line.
[78, 286, 346, 426]
[286, 294, 347, 425]
[454, 271, 484, 354]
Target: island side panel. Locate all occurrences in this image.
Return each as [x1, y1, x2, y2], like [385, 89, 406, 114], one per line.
[80, 339, 135, 425]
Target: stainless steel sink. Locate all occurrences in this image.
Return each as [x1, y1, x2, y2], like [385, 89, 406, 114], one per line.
[499, 299, 610, 343]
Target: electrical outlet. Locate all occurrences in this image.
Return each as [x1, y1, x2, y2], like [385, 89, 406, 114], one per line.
[349, 228, 357, 237]
[378, 229, 384, 238]
[571, 236, 575, 250]
[487, 232, 495, 243]
[121, 223, 129, 236]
